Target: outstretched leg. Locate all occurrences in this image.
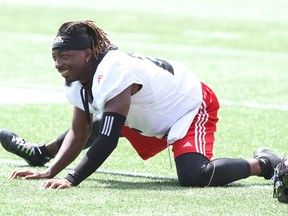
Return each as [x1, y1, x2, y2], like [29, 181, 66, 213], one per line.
[175, 149, 281, 187]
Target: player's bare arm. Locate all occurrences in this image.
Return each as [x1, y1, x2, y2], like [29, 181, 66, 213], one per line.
[40, 85, 133, 189]
[45, 106, 92, 177]
[10, 106, 91, 180]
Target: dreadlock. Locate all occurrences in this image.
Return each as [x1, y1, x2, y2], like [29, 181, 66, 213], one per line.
[57, 20, 111, 59]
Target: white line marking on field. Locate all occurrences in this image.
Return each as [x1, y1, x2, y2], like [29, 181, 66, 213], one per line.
[1, 87, 287, 111]
[0, 159, 177, 180]
[220, 99, 288, 111]
[0, 159, 274, 188]
[0, 87, 67, 104]
[1, 0, 287, 22]
[183, 30, 242, 40]
[0, 31, 53, 43]
[1, 31, 288, 59]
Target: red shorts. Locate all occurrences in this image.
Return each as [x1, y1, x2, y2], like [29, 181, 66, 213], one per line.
[120, 82, 219, 160]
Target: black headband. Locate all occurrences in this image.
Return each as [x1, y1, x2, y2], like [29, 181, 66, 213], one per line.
[52, 34, 92, 50]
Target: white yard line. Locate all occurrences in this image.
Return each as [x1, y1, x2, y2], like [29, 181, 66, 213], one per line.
[2, 30, 288, 59]
[0, 159, 177, 180]
[221, 99, 288, 111]
[0, 159, 273, 188]
[1, 87, 287, 111]
[0, 87, 67, 104]
[1, 0, 287, 22]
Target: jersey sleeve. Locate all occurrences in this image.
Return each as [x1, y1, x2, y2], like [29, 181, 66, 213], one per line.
[90, 52, 140, 114]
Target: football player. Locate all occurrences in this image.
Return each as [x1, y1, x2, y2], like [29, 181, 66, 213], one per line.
[0, 20, 281, 189]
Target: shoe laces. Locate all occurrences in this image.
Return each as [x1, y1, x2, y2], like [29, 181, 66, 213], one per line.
[11, 136, 42, 156]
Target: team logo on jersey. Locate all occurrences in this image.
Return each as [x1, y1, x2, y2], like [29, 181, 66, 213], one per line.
[98, 74, 103, 84]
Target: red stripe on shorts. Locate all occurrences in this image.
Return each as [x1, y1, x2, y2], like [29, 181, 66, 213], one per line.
[171, 82, 219, 160]
[121, 82, 219, 161]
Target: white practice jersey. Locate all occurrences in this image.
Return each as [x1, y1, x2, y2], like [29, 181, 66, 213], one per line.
[66, 50, 203, 144]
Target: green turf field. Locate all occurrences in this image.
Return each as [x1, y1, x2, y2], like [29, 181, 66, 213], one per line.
[0, 0, 288, 215]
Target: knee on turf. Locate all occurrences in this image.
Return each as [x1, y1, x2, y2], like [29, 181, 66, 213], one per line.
[175, 153, 211, 187]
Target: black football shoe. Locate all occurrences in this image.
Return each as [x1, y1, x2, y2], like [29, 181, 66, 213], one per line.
[0, 129, 50, 166]
[253, 147, 281, 180]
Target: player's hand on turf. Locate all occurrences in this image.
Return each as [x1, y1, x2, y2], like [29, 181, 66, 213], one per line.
[40, 179, 73, 189]
[9, 170, 50, 180]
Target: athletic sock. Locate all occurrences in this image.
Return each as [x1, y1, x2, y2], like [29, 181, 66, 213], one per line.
[39, 145, 54, 158]
[257, 158, 272, 179]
